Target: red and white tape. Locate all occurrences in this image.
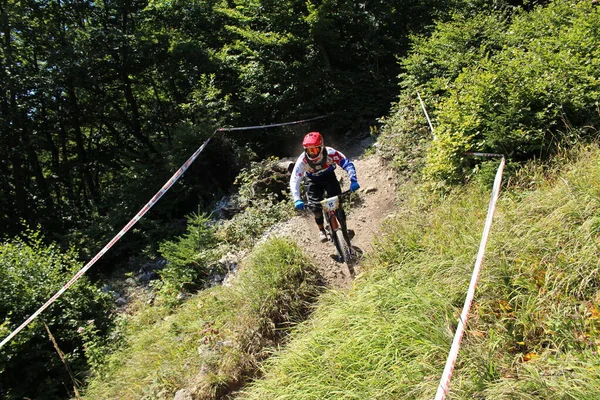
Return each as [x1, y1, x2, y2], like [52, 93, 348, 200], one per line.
[435, 153, 506, 400]
[0, 137, 212, 349]
[0, 115, 328, 349]
[415, 93, 507, 398]
[217, 115, 328, 132]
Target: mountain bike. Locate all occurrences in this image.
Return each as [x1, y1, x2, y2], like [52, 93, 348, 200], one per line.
[320, 190, 357, 271]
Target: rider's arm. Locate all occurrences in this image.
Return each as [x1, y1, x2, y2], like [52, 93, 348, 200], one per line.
[289, 154, 308, 202]
[328, 148, 358, 182]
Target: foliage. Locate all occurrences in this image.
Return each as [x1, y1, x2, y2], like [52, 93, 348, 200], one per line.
[0, 0, 463, 248]
[157, 212, 222, 306]
[216, 157, 295, 246]
[402, 12, 508, 89]
[76, 319, 114, 375]
[0, 229, 114, 400]
[82, 237, 324, 400]
[233, 157, 286, 207]
[376, 94, 432, 179]
[391, 0, 600, 185]
[217, 198, 294, 246]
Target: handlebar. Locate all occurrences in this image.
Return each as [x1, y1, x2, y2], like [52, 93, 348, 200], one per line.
[329, 189, 353, 201]
[296, 189, 356, 212]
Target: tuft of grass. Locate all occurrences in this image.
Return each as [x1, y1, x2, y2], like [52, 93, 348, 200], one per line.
[239, 277, 452, 399]
[82, 237, 324, 400]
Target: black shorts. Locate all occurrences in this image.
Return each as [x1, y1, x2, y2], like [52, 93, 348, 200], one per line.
[306, 170, 341, 213]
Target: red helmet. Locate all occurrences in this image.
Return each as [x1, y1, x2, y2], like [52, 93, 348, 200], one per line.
[302, 132, 324, 162]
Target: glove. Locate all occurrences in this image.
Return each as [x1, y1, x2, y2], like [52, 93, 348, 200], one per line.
[350, 181, 360, 192]
[294, 200, 305, 210]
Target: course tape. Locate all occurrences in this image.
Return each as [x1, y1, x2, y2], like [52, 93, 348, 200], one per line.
[217, 114, 328, 132]
[0, 137, 212, 349]
[416, 91, 436, 140]
[434, 153, 506, 400]
[465, 152, 504, 158]
[0, 115, 327, 350]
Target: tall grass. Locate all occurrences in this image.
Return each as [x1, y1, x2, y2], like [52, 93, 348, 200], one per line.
[83, 145, 600, 399]
[240, 145, 600, 399]
[82, 238, 324, 399]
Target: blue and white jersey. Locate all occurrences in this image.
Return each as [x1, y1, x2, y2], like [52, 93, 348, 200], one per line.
[289, 147, 357, 202]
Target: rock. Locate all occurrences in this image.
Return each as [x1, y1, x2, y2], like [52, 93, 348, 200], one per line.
[139, 257, 167, 273]
[146, 295, 155, 305]
[137, 271, 159, 285]
[360, 136, 376, 148]
[173, 388, 193, 400]
[177, 292, 190, 301]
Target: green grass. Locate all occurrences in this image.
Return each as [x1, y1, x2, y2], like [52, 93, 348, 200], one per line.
[240, 145, 600, 399]
[82, 238, 324, 400]
[84, 145, 600, 399]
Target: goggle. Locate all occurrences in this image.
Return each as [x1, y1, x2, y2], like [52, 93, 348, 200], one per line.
[305, 147, 321, 157]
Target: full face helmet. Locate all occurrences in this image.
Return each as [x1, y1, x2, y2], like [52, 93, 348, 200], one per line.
[302, 132, 324, 163]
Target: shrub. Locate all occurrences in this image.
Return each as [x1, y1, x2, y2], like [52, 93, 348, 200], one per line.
[0, 228, 114, 400]
[216, 157, 294, 246]
[377, 94, 432, 179]
[157, 212, 222, 305]
[396, 0, 600, 185]
[216, 198, 293, 246]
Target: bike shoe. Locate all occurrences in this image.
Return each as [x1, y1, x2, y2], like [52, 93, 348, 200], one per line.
[318, 230, 328, 243]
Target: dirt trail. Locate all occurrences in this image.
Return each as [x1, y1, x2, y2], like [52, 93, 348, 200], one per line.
[262, 140, 399, 289]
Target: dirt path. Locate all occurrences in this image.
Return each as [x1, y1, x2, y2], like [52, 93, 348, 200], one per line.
[262, 141, 399, 289]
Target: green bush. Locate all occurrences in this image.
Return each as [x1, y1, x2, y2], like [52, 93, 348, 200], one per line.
[157, 212, 222, 305]
[216, 157, 294, 246]
[0, 228, 114, 400]
[377, 94, 432, 179]
[392, 0, 600, 185]
[216, 198, 293, 246]
[432, 1, 600, 182]
[402, 12, 507, 89]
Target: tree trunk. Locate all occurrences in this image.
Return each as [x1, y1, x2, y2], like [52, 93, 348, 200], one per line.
[21, 117, 55, 214]
[67, 82, 101, 204]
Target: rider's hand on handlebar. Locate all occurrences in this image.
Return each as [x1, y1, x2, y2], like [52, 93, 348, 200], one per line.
[294, 200, 305, 210]
[350, 181, 360, 192]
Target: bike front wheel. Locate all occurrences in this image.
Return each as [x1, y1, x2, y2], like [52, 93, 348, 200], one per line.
[334, 228, 353, 264]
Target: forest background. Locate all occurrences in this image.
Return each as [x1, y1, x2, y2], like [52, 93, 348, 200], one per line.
[2, 0, 600, 399]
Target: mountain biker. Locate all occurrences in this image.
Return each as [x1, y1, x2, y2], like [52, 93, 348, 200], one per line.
[290, 131, 360, 242]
